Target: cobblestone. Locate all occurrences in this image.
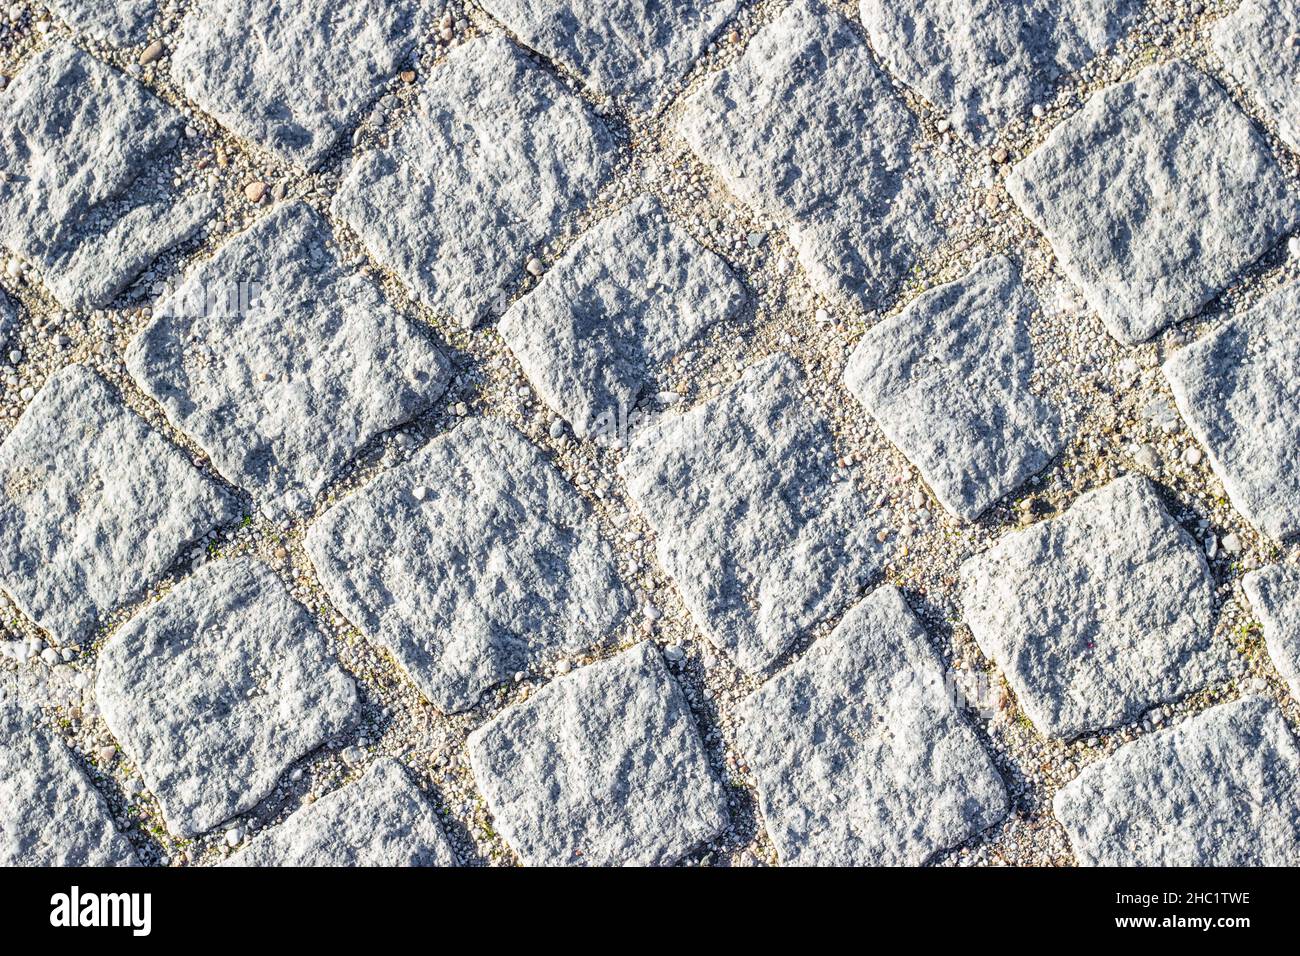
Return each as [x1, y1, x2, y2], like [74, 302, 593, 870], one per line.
[468, 642, 727, 866]
[1007, 60, 1297, 344]
[96, 558, 357, 837]
[333, 35, 615, 325]
[0, 365, 235, 646]
[127, 202, 450, 511]
[678, 1, 953, 311]
[306, 420, 630, 713]
[621, 353, 878, 673]
[960, 475, 1223, 739]
[737, 585, 1007, 865]
[1054, 696, 1300, 865]
[3, 0, 1298, 870]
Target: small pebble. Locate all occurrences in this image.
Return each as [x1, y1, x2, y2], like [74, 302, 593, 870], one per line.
[139, 40, 164, 65]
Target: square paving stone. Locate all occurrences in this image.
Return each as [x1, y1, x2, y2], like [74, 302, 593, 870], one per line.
[676, 0, 953, 311]
[127, 202, 450, 513]
[860, 0, 1141, 145]
[0, 43, 217, 310]
[0, 687, 137, 866]
[959, 474, 1222, 739]
[227, 758, 456, 867]
[499, 195, 746, 441]
[305, 419, 632, 714]
[737, 585, 1007, 866]
[49, 0, 156, 45]
[174, 0, 427, 169]
[1054, 696, 1300, 865]
[1162, 281, 1300, 540]
[477, 0, 739, 112]
[1007, 61, 1297, 345]
[467, 642, 728, 866]
[620, 352, 878, 674]
[96, 558, 358, 838]
[844, 256, 1063, 521]
[333, 35, 615, 326]
[1242, 564, 1300, 702]
[0, 364, 236, 646]
[1213, 0, 1300, 153]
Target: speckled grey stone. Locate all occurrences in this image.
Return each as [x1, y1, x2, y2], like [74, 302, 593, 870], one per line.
[1163, 281, 1300, 540]
[175, 0, 428, 169]
[44, 191, 217, 310]
[0, 43, 213, 310]
[0, 688, 137, 866]
[1007, 61, 1297, 345]
[477, 0, 739, 111]
[467, 642, 727, 866]
[960, 475, 1222, 739]
[737, 585, 1007, 866]
[620, 353, 878, 674]
[1054, 696, 1300, 865]
[1242, 565, 1300, 702]
[333, 36, 615, 325]
[96, 558, 358, 838]
[1213, 0, 1300, 153]
[0, 365, 236, 646]
[48, 0, 156, 46]
[499, 195, 746, 441]
[844, 256, 1062, 521]
[306, 419, 631, 714]
[227, 758, 456, 867]
[677, 0, 953, 311]
[860, 0, 1141, 145]
[0, 288, 17, 347]
[127, 202, 450, 510]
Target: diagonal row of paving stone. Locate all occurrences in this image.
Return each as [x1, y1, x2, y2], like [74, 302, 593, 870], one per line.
[3, 0, 1300, 867]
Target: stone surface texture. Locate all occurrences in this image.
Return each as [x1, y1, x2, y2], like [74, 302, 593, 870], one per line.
[1212, 0, 1300, 153]
[467, 642, 728, 866]
[737, 585, 1007, 865]
[96, 558, 358, 837]
[1162, 281, 1300, 540]
[678, 0, 953, 310]
[477, 0, 739, 111]
[5, 1, 1300, 871]
[844, 255, 1062, 520]
[499, 195, 746, 440]
[1007, 60, 1297, 344]
[306, 419, 631, 713]
[1054, 696, 1300, 865]
[0, 365, 235, 646]
[621, 353, 878, 674]
[860, 0, 1142, 145]
[960, 475, 1221, 739]
[0, 687, 137, 866]
[175, 0, 428, 169]
[333, 35, 615, 325]
[0, 42, 212, 309]
[49, 0, 155, 46]
[227, 758, 456, 866]
[1242, 564, 1300, 702]
[127, 202, 450, 510]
